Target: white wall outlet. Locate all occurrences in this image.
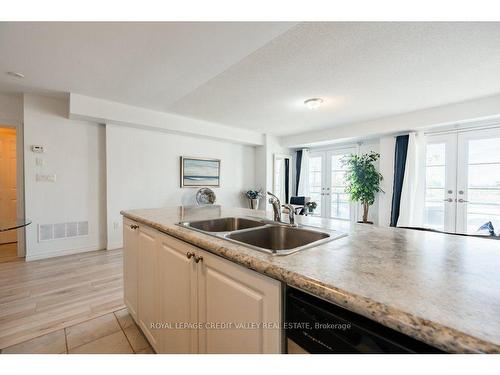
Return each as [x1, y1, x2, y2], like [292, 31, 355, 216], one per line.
[36, 174, 56, 182]
[36, 157, 44, 166]
[31, 145, 45, 153]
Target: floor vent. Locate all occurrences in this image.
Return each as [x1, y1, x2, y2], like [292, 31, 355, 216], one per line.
[38, 221, 89, 242]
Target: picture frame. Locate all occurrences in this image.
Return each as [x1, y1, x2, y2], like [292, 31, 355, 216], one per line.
[180, 156, 221, 188]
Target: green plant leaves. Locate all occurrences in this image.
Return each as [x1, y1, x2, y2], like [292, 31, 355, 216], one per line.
[341, 151, 383, 207]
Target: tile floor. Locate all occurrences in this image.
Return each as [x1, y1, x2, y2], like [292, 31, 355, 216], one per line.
[0, 308, 154, 354]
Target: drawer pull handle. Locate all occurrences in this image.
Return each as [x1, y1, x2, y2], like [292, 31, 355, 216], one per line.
[130, 224, 139, 229]
[186, 252, 195, 259]
[194, 255, 203, 264]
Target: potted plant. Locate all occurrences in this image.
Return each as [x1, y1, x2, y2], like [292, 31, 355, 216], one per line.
[342, 151, 383, 224]
[244, 189, 264, 210]
[305, 201, 317, 214]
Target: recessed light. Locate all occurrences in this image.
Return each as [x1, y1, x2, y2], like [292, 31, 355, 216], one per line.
[304, 98, 323, 110]
[7, 71, 25, 78]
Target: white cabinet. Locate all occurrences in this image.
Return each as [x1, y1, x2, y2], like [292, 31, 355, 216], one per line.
[137, 225, 160, 351]
[157, 234, 199, 354]
[123, 218, 138, 320]
[156, 233, 282, 354]
[123, 218, 282, 354]
[197, 247, 282, 353]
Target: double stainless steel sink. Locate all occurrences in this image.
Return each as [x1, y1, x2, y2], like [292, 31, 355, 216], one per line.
[177, 216, 346, 255]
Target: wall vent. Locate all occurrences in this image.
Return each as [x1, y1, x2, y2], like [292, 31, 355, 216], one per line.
[38, 221, 89, 242]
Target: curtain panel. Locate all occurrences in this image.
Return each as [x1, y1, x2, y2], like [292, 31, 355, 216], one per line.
[390, 135, 409, 227]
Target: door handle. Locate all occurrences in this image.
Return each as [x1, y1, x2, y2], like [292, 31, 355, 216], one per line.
[443, 198, 453, 202]
[194, 255, 203, 264]
[458, 198, 468, 203]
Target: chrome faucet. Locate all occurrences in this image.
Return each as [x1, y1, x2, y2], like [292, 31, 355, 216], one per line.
[282, 204, 296, 226]
[267, 191, 282, 222]
[267, 192, 297, 227]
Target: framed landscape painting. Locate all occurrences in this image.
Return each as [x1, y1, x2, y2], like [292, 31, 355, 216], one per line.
[180, 156, 221, 187]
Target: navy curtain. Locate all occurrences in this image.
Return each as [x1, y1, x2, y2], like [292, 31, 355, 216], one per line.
[284, 158, 290, 204]
[295, 150, 303, 196]
[390, 135, 409, 227]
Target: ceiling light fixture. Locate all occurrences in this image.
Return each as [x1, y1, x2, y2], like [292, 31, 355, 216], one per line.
[304, 98, 323, 110]
[7, 71, 25, 78]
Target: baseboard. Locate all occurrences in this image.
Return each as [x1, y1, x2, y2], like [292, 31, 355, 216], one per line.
[107, 242, 123, 250]
[25, 245, 106, 261]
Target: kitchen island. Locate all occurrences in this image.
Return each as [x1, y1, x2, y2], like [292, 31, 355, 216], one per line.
[121, 205, 500, 354]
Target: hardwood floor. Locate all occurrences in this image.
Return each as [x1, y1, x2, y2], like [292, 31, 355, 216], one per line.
[0, 248, 125, 349]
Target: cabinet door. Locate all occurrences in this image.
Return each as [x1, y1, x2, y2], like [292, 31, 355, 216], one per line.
[157, 234, 198, 354]
[123, 219, 138, 320]
[197, 249, 282, 354]
[137, 225, 159, 351]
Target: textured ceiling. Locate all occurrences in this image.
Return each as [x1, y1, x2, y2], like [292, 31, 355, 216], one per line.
[2, 22, 500, 136]
[169, 22, 500, 135]
[0, 22, 296, 106]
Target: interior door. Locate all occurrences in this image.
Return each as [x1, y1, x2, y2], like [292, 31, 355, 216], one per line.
[0, 128, 17, 244]
[456, 129, 500, 234]
[423, 134, 457, 232]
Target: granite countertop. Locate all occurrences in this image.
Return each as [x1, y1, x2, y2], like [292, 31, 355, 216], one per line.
[121, 205, 500, 353]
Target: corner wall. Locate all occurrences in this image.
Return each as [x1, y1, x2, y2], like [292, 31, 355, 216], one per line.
[23, 95, 107, 260]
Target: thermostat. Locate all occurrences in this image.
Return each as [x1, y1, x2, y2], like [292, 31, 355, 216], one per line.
[31, 145, 45, 153]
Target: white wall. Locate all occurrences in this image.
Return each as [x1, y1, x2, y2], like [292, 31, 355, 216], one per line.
[0, 93, 23, 126]
[23, 95, 106, 260]
[106, 124, 256, 249]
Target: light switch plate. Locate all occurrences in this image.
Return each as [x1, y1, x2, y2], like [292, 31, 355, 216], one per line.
[31, 145, 45, 153]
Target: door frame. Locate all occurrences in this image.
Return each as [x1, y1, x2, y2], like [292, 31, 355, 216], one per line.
[0, 120, 26, 258]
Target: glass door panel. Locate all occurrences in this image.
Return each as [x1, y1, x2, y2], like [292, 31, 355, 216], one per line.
[307, 149, 355, 220]
[308, 154, 324, 217]
[423, 134, 457, 232]
[457, 131, 500, 234]
[330, 152, 351, 220]
[423, 143, 446, 230]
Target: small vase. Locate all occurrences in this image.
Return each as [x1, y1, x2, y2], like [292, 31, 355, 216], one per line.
[249, 198, 260, 210]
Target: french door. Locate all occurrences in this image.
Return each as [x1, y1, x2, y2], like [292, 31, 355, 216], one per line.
[308, 148, 356, 220]
[424, 127, 500, 234]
